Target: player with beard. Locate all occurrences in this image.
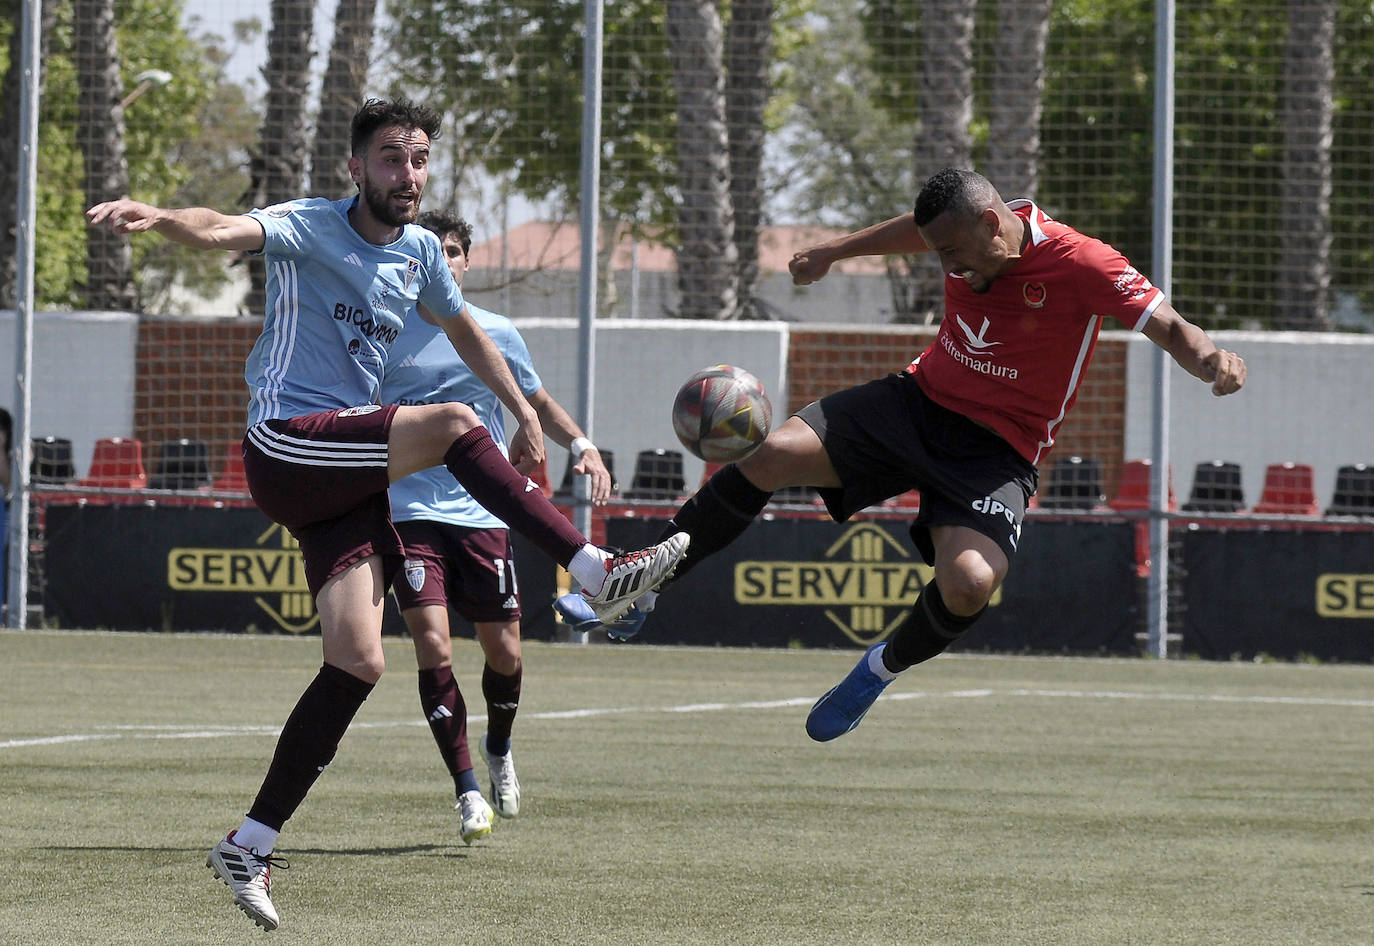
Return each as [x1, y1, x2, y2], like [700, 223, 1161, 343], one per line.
[596, 168, 1246, 739]
[86, 98, 686, 931]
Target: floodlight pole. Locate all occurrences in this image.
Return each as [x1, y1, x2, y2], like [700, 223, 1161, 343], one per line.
[1147, 0, 1177, 659]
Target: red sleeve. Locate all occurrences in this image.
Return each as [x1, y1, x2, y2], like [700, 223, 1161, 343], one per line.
[1073, 239, 1163, 331]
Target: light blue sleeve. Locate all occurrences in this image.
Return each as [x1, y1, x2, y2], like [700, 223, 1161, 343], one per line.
[414, 229, 467, 319]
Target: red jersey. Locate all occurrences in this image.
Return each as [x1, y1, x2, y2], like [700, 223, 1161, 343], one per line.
[907, 200, 1162, 465]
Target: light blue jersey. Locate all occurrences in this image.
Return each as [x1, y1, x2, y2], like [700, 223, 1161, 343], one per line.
[383, 302, 543, 529]
[242, 196, 467, 426]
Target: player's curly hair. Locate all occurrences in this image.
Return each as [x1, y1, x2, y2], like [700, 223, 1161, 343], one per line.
[350, 98, 442, 156]
[914, 168, 999, 226]
[417, 211, 473, 257]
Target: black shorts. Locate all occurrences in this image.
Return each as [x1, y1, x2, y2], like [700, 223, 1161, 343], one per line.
[795, 373, 1037, 566]
[392, 520, 522, 624]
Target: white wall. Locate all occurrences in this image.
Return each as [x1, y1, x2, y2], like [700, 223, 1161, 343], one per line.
[1, 310, 140, 478]
[1122, 330, 1374, 509]
[507, 319, 790, 490]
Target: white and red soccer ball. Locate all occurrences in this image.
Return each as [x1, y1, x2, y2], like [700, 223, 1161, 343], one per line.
[671, 365, 773, 463]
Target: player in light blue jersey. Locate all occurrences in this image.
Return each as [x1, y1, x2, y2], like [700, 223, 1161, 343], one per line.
[383, 212, 613, 844]
[88, 98, 687, 932]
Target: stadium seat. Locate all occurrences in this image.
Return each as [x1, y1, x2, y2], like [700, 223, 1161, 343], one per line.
[76, 437, 147, 489]
[1325, 463, 1374, 516]
[1182, 460, 1245, 513]
[149, 438, 212, 490]
[31, 436, 76, 484]
[624, 448, 686, 501]
[554, 448, 617, 498]
[1108, 458, 1175, 510]
[211, 442, 249, 493]
[769, 484, 820, 506]
[1252, 462, 1320, 516]
[1037, 455, 1105, 510]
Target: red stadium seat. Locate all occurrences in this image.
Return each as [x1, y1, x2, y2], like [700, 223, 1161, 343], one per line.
[1109, 458, 1175, 511]
[211, 442, 249, 492]
[76, 437, 147, 489]
[1252, 462, 1320, 516]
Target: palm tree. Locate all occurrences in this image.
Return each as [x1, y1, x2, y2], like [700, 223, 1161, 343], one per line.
[666, 0, 739, 320]
[244, 0, 314, 314]
[310, 0, 377, 199]
[1276, 0, 1335, 330]
[74, 0, 138, 311]
[725, 0, 773, 320]
[0, 0, 56, 308]
[904, 0, 975, 322]
[986, 0, 1052, 199]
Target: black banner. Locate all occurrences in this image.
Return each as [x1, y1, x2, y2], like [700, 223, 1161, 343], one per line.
[43, 502, 557, 639]
[607, 515, 1142, 654]
[1180, 527, 1374, 661]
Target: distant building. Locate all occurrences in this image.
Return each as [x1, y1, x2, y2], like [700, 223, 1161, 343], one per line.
[464, 221, 898, 323]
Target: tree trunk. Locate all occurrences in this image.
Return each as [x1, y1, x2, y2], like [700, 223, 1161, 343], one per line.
[987, 0, 1051, 200]
[74, 0, 138, 311]
[1275, 0, 1334, 331]
[666, 0, 739, 320]
[244, 0, 315, 314]
[724, 0, 772, 320]
[0, 1, 56, 308]
[310, 0, 376, 199]
[901, 0, 975, 323]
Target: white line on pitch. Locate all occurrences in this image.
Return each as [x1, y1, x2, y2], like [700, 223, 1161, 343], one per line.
[3, 687, 1372, 751]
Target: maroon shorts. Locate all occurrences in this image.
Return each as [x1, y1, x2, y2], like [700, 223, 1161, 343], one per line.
[392, 519, 522, 624]
[243, 405, 401, 598]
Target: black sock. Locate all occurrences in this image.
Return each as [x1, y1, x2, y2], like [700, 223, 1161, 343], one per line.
[655, 464, 772, 582]
[481, 662, 522, 756]
[883, 580, 985, 673]
[418, 665, 471, 796]
[247, 663, 374, 830]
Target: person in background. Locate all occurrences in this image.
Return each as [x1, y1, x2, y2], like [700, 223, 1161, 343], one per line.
[383, 211, 613, 844]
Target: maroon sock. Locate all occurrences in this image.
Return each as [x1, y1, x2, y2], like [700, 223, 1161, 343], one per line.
[444, 428, 585, 565]
[418, 665, 472, 794]
[481, 662, 522, 755]
[247, 663, 374, 830]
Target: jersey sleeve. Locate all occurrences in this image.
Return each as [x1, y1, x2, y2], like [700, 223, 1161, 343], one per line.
[247, 198, 327, 259]
[415, 232, 467, 320]
[1073, 239, 1165, 332]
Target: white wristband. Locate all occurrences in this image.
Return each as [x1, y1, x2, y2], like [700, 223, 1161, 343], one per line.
[570, 437, 595, 459]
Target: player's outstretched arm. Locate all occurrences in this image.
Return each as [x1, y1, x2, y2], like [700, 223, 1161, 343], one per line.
[789, 212, 929, 286]
[527, 387, 612, 503]
[1142, 301, 1247, 396]
[86, 200, 265, 253]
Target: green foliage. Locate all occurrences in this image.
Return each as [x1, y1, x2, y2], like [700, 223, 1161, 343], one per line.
[2, 0, 225, 309]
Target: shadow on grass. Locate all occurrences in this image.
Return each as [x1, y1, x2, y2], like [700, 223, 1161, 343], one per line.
[41, 843, 461, 858]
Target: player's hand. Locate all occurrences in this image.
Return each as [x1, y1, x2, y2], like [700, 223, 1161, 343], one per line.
[572, 447, 613, 504]
[507, 420, 547, 474]
[1201, 348, 1246, 396]
[85, 199, 163, 234]
[789, 248, 833, 286]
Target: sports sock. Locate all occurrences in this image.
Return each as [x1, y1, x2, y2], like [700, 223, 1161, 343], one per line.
[655, 464, 772, 582]
[481, 661, 522, 756]
[247, 663, 374, 831]
[418, 665, 472, 796]
[444, 428, 586, 566]
[867, 644, 898, 682]
[457, 769, 481, 797]
[231, 818, 279, 855]
[883, 580, 986, 673]
[567, 544, 610, 592]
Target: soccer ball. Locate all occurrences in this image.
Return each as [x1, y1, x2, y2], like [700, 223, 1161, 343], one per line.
[671, 365, 773, 462]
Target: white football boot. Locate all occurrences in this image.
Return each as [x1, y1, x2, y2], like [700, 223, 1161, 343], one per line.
[457, 790, 494, 845]
[581, 532, 689, 623]
[480, 733, 522, 819]
[207, 832, 285, 931]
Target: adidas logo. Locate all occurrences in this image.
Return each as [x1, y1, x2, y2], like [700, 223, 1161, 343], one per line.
[344, 252, 364, 268]
[502, 595, 519, 610]
[603, 568, 645, 601]
[524, 479, 537, 492]
[429, 706, 453, 722]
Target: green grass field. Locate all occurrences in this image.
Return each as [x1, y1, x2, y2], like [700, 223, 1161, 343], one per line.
[2, 629, 1372, 945]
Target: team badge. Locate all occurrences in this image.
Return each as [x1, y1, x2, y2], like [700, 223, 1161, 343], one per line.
[337, 404, 383, 417]
[404, 558, 426, 592]
[1022, 282, 1047, 308]
[405, 259, 420, 291]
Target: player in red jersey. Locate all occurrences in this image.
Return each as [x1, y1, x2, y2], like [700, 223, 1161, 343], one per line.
[644, 168, 1246, 740]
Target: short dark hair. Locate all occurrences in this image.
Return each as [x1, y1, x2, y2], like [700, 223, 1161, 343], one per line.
[350, 98, 443, 156]
[0, 406, 10, 455]
[417, 211, 473, 257]
[914, 168, 998, 227]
